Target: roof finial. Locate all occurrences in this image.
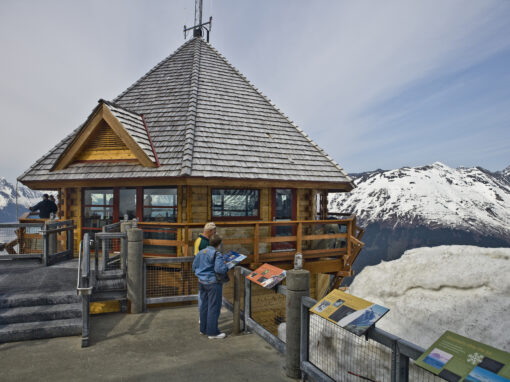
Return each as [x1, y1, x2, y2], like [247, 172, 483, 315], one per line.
[183, 0, 212, 42]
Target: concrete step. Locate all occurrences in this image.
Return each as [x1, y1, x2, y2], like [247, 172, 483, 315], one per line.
[0, 291, 80, 309]
[0, 303, 82, 325]
[0, 318, 81, 343]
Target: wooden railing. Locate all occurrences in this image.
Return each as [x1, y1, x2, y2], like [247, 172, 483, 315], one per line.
[138, 216, 364, 271]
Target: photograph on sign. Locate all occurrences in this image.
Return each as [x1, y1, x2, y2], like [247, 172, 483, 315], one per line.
[310, 289, 389, 336]
[246, 263, 286, 289]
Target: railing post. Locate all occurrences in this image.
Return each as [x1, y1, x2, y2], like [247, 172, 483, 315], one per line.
[47, 223, 57, 265]
[42, 227, 49, 266]
[233, 266, 241, 334]
[127, 227, 144, 314]
[120, 221, 132, 272]
[253, 223, 259, 264]
[285, 267, 310, 379]
[67, 223, 74, 259]
[244, 276, 251, 333]
[393, 341, 409, 382]
[296, 222, 302, 253]
[81, 234, 91, 348]
[300, 296, 310, 374]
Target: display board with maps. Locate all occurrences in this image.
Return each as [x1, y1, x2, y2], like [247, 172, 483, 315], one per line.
[416, 331, 510, 382]
[246, 263, 286, 289]
[310, 289, 389, 336]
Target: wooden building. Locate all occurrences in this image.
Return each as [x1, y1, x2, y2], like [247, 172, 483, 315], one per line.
[18, 36, 363, 304]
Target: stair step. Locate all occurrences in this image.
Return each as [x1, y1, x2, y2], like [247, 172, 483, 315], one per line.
[95, 278, 126, 291]
[0, 318, 81, 343]
[0, 291, 80, 309]
[91, 290, 127, 302]
[0, 303, 82, 325]
[96, 270, 125, 280]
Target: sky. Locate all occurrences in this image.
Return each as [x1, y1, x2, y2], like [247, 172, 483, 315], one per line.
[1, 0, 509, 184]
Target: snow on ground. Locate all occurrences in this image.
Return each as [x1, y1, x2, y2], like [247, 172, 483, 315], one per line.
[349, 245, 510, 352]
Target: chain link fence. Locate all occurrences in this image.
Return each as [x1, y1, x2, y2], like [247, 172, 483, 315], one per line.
[144, 256, 198, 308]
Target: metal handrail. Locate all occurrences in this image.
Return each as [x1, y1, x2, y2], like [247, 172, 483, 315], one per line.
[76, 236, 92, 295]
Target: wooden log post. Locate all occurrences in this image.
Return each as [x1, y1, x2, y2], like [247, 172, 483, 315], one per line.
[233, 266, 241, 334]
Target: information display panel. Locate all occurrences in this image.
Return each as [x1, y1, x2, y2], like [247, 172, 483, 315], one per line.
[416, 331, 510, 381]
[246, 263, 286, 289]
[310, 289, 389, 336]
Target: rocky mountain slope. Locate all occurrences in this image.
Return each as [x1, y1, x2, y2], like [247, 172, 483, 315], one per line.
[0, 178, 42, 222]
[329, 162, 510, 280]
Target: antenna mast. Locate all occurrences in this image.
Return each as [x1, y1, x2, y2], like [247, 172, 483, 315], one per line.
[184, 0, 212, 42]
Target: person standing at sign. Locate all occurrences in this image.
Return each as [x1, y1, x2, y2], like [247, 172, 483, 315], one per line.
[192, 235, 228, 339]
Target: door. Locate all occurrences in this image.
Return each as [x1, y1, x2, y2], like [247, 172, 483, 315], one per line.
[271, 188, 297, 251]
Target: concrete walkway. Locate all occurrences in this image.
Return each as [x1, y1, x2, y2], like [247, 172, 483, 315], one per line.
[0, 305, 295, 382]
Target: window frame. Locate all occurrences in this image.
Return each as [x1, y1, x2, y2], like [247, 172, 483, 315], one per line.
[211, 188, 260, 221]
[141, 186, 178, 223]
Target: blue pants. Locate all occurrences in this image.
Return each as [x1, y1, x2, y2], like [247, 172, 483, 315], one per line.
[199, 282, 223, 336]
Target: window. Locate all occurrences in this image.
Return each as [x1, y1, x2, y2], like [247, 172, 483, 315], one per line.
[119, 188, 137, 220]
[143, 187, 177, 222]
[82, 189, 114, 238]
[212, 189, 259, 219]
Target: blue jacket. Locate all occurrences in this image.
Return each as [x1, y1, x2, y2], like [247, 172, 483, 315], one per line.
[192, 246, 228, 284]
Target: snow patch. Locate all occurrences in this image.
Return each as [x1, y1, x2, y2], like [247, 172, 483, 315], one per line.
[349, 245, 510, 352]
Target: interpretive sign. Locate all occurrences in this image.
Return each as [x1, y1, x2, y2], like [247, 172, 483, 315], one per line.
[416, 331, 510, 382]
[310, 289, 389, 336]
[246, 263, 286, 289]
[223, 250, 247, 269]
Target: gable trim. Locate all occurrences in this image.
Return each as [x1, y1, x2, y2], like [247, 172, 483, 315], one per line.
[52, 103, 157, 171]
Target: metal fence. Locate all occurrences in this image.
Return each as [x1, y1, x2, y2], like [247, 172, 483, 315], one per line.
[300, 296, 444, 382]
[143, 256, 198, 308]
[43, 220, 74, 265]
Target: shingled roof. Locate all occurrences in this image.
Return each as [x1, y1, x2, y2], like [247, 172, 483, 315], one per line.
[19, 37, 352, 187]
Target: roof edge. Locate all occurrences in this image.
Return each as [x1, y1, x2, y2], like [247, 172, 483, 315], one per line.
[180, 38, 202, 176]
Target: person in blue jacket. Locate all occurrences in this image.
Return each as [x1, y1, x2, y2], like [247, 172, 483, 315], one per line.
[192, 235, 229, 339]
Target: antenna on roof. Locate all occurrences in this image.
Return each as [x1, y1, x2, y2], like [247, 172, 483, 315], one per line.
[183, 0, 212, 42]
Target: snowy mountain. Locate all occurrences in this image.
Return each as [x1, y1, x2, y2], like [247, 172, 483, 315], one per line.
[329, 162, 510, 280]
[0, 178, 43, 222]
[349, 245, 510, 352]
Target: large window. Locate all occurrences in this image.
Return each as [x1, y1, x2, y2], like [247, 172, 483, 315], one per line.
[82, 189, 114, 237]
[143, 188, 178, 222]
[212, 189, 259, 219]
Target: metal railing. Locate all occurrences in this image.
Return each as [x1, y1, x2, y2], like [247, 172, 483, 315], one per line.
[143, 256, 199, 309]
[223, 266, 287, 354]
[77, 234, 92, 347]
[42, 220, 74, 265]
[300, 296, 443, 382]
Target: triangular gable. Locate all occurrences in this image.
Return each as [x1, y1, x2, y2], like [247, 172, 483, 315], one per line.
[52, 101, 158, 170]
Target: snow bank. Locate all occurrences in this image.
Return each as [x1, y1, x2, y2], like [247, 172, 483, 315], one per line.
[349, 245, 510, 352]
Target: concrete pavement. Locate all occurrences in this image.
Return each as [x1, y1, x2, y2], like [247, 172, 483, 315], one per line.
[0, 305, 295, 382]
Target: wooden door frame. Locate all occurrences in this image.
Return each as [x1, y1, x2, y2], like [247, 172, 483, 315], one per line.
[271, 188, 297, 251]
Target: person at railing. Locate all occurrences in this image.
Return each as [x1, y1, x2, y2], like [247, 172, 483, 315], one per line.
[192, 234, 228, 339]
[29, 194, 57, 219]
[194, 222, 217, 255]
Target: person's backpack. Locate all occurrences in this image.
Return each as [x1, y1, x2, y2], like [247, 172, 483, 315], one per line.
[213, 251, 230, 283]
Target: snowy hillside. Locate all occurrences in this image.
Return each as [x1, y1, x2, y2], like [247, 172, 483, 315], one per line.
[329, 162, 510, 241]
[0, 178, 43, 222]
[349, 245, 510, 352]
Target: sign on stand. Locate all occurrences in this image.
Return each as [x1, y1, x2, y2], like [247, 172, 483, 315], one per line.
[310, 289, 389, 336]
[246, 263, 286, 289]
[416, 331, 510, 381]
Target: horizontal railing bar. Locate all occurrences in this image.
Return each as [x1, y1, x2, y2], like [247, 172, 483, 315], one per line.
[42, 226, 75, 234]
[246, 317, 285, 354]
[144, 256, 195, 264]
[301, 361, 335, 382]
[0, 254, 43, 259]
[95, 232, 127, 239]
[0, 223, 44, 228]
[302, 233, 347, 240]
[137, 218, 355, 228]
[143, 239, 184, 246]
[146, 295, 198, 305]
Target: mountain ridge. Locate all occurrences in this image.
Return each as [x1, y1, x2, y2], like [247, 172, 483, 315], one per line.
[0, 178, 43, 222]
